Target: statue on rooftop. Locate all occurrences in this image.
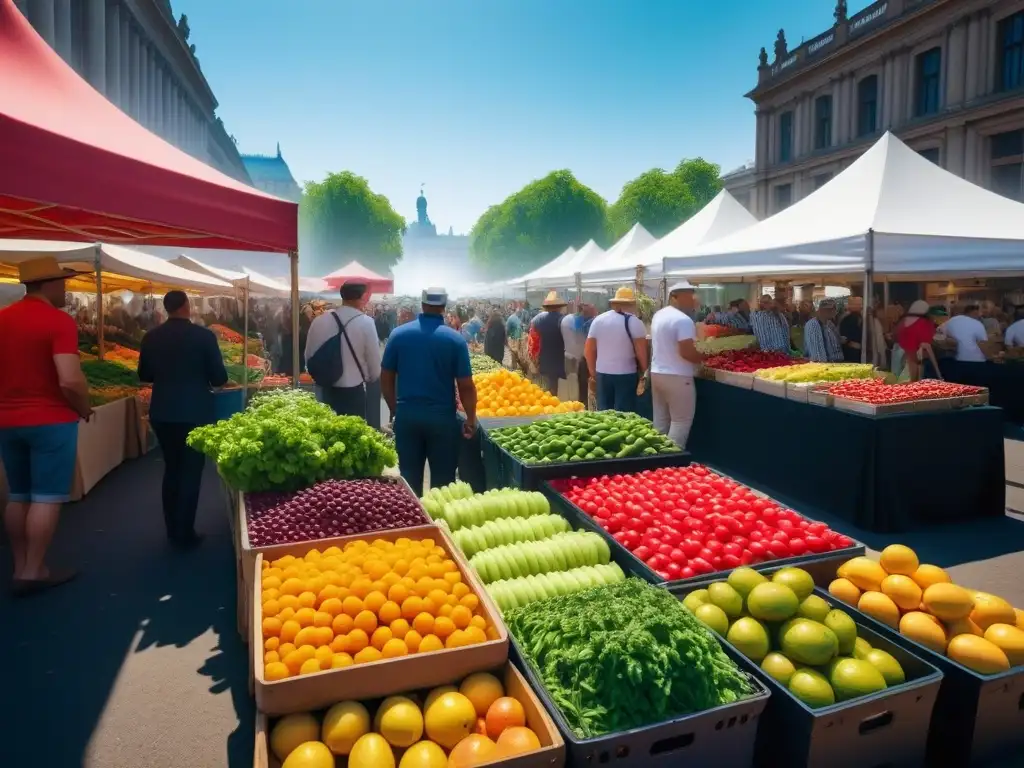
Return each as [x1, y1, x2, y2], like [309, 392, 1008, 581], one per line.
[177, 13, 190, 41]
[416, 186, 429, 226]
[774, 29, 788, 62]
[758, 47, 768, 68]
[834, 0, 848, 25]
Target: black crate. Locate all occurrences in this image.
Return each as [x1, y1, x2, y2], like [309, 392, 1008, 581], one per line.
[835, 593, 1024, 766]
[672, 581, 944, 768]
[510, 633, 769, 767]
[541, 482, 864, 590]
[481, 428, 690, 491]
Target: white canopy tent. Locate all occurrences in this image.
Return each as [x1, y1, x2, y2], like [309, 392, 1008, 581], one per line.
[170, 254, 290, 297]
[579, 223, 657, 284]
[505, 245, 578, 290]
[523, 239, 608, 289]
[664, 132, 1024, 280]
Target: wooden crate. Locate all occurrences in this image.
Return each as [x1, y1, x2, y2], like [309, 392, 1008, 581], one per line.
[253, 662, 565, 768]
[713, 370, 754, 389]
[752, 377, 787, 398]
[253, 525, 509, 715]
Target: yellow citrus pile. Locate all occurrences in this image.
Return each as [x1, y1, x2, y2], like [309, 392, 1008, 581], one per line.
[474, 369, 585, 418]
[259, 536, 498, 680]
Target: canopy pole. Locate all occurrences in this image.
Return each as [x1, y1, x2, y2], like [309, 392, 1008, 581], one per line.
[94, 245, 105, 360]
[242, 276, 250, 398]
[862, 229, 874, 365]
[883, 279, 890, 311]
[574, 272, 582, 306]
[634, 264, 644, 300]
[290, 250, 300, 386]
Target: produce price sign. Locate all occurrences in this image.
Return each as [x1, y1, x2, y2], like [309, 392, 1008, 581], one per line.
[550, 465, 855, 583]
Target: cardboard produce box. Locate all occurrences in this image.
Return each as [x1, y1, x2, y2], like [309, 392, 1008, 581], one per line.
[70, 396, 129, 500]
[253, 524, 510, 715]
[253, 662, 565, 768]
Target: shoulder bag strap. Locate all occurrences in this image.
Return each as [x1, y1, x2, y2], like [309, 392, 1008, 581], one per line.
[618, 311, 644, 373]
[337, 311, 368, 383]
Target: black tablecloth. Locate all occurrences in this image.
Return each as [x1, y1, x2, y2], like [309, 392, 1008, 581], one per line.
[927, 359, 1024, 424]
[687, 379, 1006, 533]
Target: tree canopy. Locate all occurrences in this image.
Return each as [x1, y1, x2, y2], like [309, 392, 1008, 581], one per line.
[607, 169, 695, 240]
[469, 170, 608, 278]
[299, 172, 406, 276]
[675, 157, 723, 209]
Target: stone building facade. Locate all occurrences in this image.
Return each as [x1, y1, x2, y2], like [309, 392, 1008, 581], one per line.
[735, 0, 1024, 218]
[241, 145, 303, 202]
[13, 0, 251, 183]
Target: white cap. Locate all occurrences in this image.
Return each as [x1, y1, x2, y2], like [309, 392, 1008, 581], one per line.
[421, 287, 448, 306]
[667, 280, 696, 293]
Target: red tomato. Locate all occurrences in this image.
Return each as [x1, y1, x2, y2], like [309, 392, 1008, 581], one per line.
[788, 538, 808, 556]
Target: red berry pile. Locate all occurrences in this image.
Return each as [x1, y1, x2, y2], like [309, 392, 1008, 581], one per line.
[703, 349, 804, 373]
[826, 378, 983, 404]
[552, 464, 853, 581]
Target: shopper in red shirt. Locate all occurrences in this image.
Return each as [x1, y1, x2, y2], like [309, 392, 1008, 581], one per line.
[0, 257, 92, 596]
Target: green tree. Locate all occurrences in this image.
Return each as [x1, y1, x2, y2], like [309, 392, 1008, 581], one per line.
[299, 172, 406, 276]
[469, 170, 608, 278]
[607, 169, 696, 240]
[674, 157, 722, 209]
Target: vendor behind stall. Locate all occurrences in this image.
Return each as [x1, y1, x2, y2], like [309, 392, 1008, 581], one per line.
[803, 299, 844, 362]
[749, 294, 790, 353]
[839, 296, 864, 362]
[1005, 306, 1024, 348]
[893, 300, 941, 381]
[938, 304, 988, 363]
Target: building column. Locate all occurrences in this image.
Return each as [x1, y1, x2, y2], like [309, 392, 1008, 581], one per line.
[28, 0, 56, 48]
[767, 112, 776, 165]
[881, 55, 893, 129]
[803, 95, 813, 153]
[945, 125, 966, 176]
[86, 0, 105, 93]
[119, 8, 130, 108]
[831, 78, 842, 147]
[965, 15, 981, 102]
[978, 10, 992, 96]
[142, 45, 153, 127]
[946, 21, 967, 107]
[129, 29, 141, 119]
[169, 89, 180, 146]
[845, 76, 856, 140]
[53, 0, 71, 61]
[105, 1, 120, 106]
[964, 126, 981, 183]
[891, 53, 906, 127]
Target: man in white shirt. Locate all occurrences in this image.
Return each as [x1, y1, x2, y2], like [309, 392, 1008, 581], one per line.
[304, 282, 382, 421]
[1005, 306, 1024, 348]
[584, 287, 648, 412]
[938, 305, 988, 363]
[650, 282, 703, 448]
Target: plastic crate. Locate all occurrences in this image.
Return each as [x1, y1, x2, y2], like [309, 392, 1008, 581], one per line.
[510, 635, 769, 767]
[672, 582, 944, 768]
[213, 388, 245, 421]
[834, 590, 1024, 766]
[480, 430, 690, 491]
[541, 482, 864, 590]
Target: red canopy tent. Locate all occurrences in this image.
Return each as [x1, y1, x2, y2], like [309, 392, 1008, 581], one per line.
[323, 261, 394, 294]
[0, 0, 303, 375]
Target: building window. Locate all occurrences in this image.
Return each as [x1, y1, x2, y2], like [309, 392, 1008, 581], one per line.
[857, 76, 878, 136]
[814, 173, 833, 190]
[779, 111, 794, 163]
[918, 148, 941, 165]
[990, 130, 1024, 202]
[774, 184, 793, 212]
[814, 96, 832, 150]
[999, 12, 1024, 92]
[915, 48, 942, 117]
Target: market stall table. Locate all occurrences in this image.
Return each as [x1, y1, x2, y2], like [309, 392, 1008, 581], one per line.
[927, 359, 1024, 425]
[686, 378, 1006, 533]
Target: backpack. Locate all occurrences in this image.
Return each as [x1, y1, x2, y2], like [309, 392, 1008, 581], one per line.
[306, 311, 365, 387]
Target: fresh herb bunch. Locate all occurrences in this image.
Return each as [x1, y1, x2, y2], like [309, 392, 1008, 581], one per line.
[81, 359, 140, 388]
[188, 388, 397, 491]
[505, 578, 754, 738]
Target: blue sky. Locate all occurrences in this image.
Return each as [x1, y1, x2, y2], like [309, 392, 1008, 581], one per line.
[182, 0, 873, 234]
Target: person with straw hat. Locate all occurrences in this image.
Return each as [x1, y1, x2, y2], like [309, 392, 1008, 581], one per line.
[0, 256, 93, 596]
[531, 291, 568, 395]
[584, 286, 648, 412]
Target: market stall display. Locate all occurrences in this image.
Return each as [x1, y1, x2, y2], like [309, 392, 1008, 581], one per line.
[507, 578, 767, 765]
[826, 547, 1024, 765]
[255, 664, 563, 768]
[695, 334, 757, 355]
[755, 362, 875, 383]
[680, 565, 943, 768]
[473, 370, 584, 418]
[686, 378, 1006, 532]
[470, 353, 504, 374]
[547, 465, 858, 586]
[823, 378, 987, 414]
[253, 526, 508, 715]
[188, 389, 396, 492]
[701, 349, 802, 373]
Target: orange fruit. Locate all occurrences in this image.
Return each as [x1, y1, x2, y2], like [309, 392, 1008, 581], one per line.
[280, 577, 304, 596]
[342, 595, 365, 617]
[294, 607, 316, 627]
[265, 636, 280, 652]
[329, 634, 349, 653]
[413, 612, 435, 635]
[331, 652, 354, 668]
[496, 726, 541, 756]
[282, 650, 307, 675]
[390, 618, 411, 639]
[405, 630, 423, 652]
[277, 642, 296, 659]
[264, 661, 290, 681]
[313, 611, 334, 628]
[314, 645, 334, 669]
[299, 657, 322, 675]
[354, 646, 383, 664]
[485, 697, 526, 740]
[450, 605, 472, 629]
[381, 638, 409, 658]
[364, 590, 387, 614]
[402, 596, 424, 620]
[460, 672, 505, 717]
[297, 591, 317, 609]
[387, 583, 410, 604]
[434, 616, 455, 639]
[265, 650, 280, 665]
[262, 598, 281, 616]
[448, 734, 497, 768]
[460, 593, 480, 612]
[354, 610, 378, 634]
[469, 615, 486, 631]
[371, 626, 393, 650]
[350, 578, 374, 598]
[279, 620, 301, 644]
[378, 600, 402, 624]
[346, 628, 369, 653]
[319, 597, 343, 616]
[464, 626, 487, 645]
[446, 630, 470, 648]
[262, 617, 283, 637]
[419, 634, 444, 653]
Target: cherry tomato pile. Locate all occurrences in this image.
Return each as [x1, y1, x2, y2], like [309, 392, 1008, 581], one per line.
[702, 349, 804, 373]
[551, 464, 853, 582]
[825, 378, 983, 404]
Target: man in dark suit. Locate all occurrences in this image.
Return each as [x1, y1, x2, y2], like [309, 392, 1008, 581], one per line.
[139, 291, 228, 548]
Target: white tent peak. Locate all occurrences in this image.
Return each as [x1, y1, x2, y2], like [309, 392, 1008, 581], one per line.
[640, 190, 758, 264]
[508, 245, 577, 285]
[598, 223, 657, 269]
[170, 254, 290, 296]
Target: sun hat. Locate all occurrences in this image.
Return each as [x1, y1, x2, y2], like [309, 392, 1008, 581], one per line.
[610, 286, 636, 304]
[18, 256, 89, 284]
[421, 287, 448, 306]
[907, 299, 930, 316]
[542, 291, 567, 308]
[667, 281, 696, 293]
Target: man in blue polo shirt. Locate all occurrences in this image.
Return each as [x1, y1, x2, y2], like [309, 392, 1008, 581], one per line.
[381, 287, 478, 495]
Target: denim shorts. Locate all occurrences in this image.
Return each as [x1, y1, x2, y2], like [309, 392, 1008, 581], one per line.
[0, 421, 79, 503]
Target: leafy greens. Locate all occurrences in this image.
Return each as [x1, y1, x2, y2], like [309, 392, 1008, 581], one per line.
[505, 578, 754, 739]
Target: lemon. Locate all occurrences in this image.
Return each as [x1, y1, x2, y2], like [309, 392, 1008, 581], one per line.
[321, 701, 370, 755]
[398, 740, 447, 768]
[348, 733, 396, 768]
[270, 713, 320, 761]
[281, 741, 334, 768]
[373, 695, 424, 748]
[423, 691, 477, 749]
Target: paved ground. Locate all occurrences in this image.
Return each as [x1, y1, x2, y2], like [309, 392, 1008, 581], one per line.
[2, 435, 1024, 767]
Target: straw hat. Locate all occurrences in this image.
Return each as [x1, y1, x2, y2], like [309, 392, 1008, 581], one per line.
[542, 291, 567, 308]
[609, 286, 636, 304]
[18, 256, 89, 284]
